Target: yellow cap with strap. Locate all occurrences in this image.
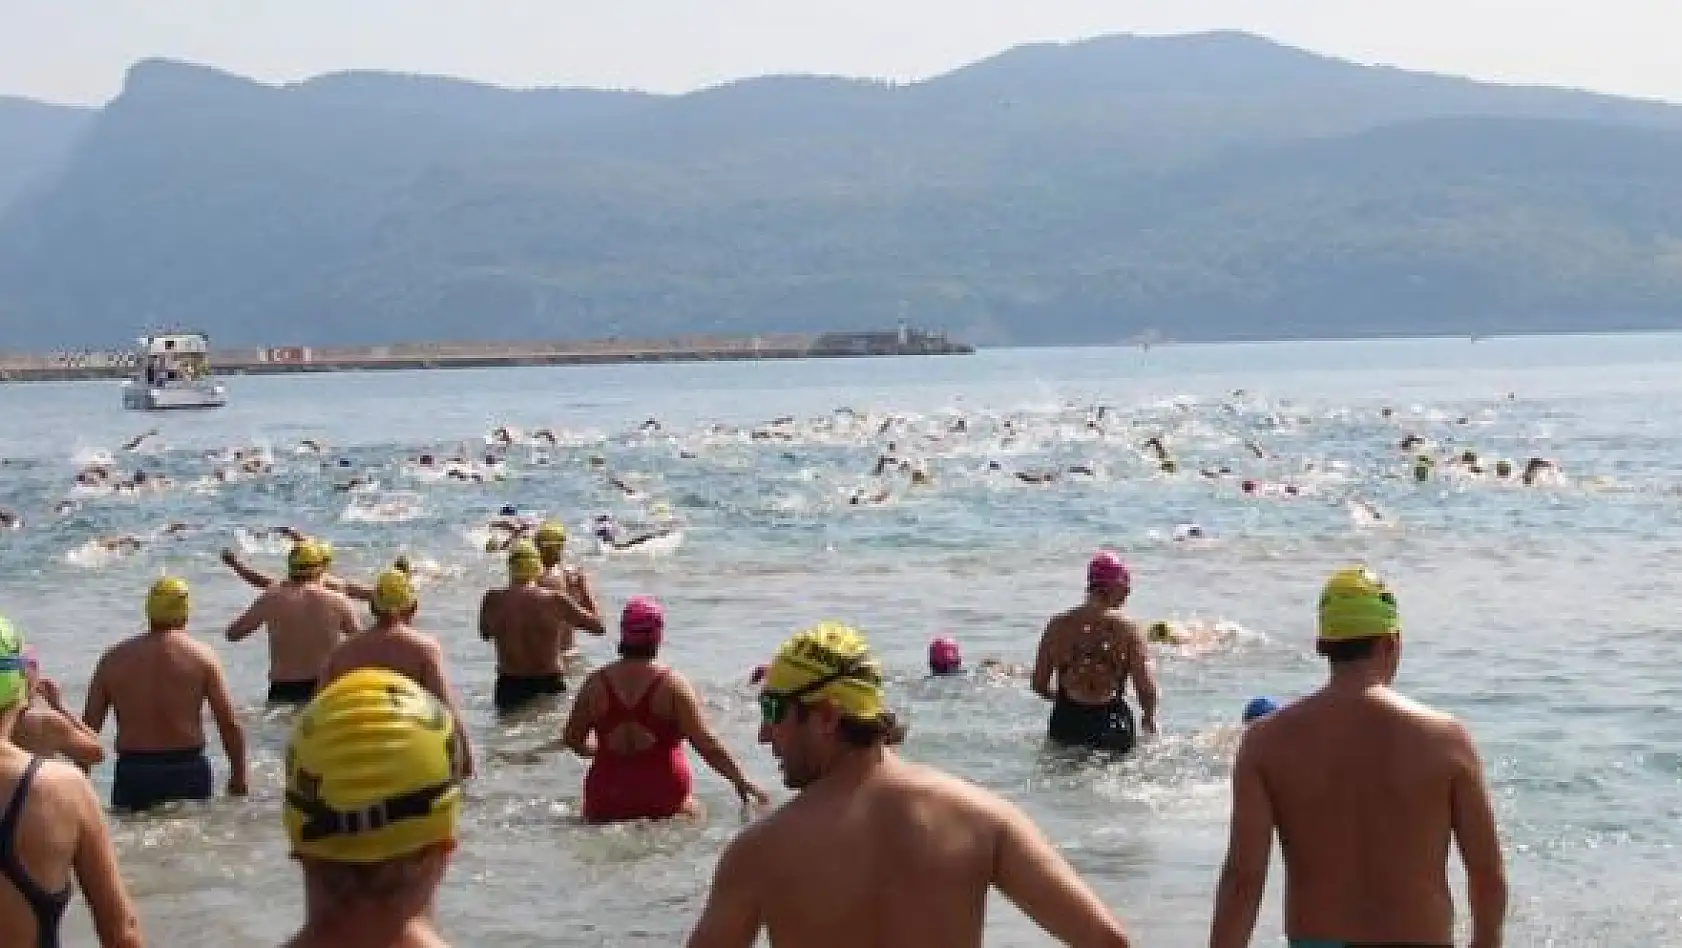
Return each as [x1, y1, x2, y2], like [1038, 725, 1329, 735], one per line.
[284, 668, 461, 863]
[762, 621, 886, 721]
[146, 576, 190, 628]
[1317, 566, 1400, 642]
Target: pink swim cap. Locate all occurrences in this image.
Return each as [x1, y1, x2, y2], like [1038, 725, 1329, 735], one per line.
[620, 596, 665, 646]
[749, 664, 768, 685]
[928, 636, 962, 673]
[1087, 549, 1129, 589]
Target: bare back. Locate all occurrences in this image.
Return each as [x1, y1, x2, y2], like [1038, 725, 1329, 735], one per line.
[234, 581, 360, 682]
[89, 633, 216, 753]
[0, 754, 78, 944]
[479, 585, 573, 676]
[1250, 686, 1466, 943]
[743, 761, 997, 947]
[321, 626, 439, 696]
[1040, 607, 1136, 705]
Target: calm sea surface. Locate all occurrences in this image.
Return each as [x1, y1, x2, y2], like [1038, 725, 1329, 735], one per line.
[3, 335, 1680, 946]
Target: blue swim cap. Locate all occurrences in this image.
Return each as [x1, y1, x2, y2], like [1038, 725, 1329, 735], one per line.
[498, 504, 519, 517]
[1242, 696, 1279, 723]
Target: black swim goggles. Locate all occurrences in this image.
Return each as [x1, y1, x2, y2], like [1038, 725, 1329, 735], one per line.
[758, 660, 869, 726]
[287, 780, 456, 843]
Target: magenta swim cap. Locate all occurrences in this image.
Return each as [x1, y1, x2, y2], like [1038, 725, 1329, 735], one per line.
[620, 596, 665, 646]
[928, 636, 962, 672]
[1087, 549, 1129, 589]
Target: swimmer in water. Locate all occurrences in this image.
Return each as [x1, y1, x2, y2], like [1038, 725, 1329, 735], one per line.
[927, 637, 963, 677]
[223, 539, 363, 704]
[562, 597, 768, 823]
[1030, 550, 1159, 752]
[0, 620, 144, 948]
[478, 540, 604, 715]
[592, 513, 677, 550]
[1242, 696, 1279, 725]
[83, 578, 249, 811]
[280, 669, 463, 948]
[0, 509, 19, 531]
[318, 569, 475, 779]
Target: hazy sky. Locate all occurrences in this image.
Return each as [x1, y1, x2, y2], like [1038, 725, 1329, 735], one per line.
[4, 0, 1680, 107]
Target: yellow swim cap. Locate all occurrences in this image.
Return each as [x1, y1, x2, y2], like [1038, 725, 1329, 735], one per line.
[533, 521, 566, 549]
[0, 615, 26, 710]
[507, 539, 543, 584]
[762, 621, 886, 722]
[289, 539, 333, 577]
[1317, 567, 1400, 642]
[146, 576, 190, 628]
[284, 668, 460, 864]
[1147, 621, 1174, 644]
[371, 569, 417, 617]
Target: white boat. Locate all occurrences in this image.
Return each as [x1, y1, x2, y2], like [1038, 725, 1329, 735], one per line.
[121, 332, 228, 411]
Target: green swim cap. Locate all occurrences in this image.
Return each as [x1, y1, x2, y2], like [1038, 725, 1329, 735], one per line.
[0, 615, 27, 711]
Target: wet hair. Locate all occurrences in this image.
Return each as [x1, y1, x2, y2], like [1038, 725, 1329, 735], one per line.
[617, 641, 659, 661]
[1317, 636, 1381, 664]
[304, 849, 438, 903]
[795, 703, 909, 748]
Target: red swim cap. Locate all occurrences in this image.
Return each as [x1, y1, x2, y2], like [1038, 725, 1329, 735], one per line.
[1087, 549, 1129, 589]
[928, 636, 962, 672]
[620, 596, 664, 646]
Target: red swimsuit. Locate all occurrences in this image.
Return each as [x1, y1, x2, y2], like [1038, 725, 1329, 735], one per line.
[582, 668, 693, 822]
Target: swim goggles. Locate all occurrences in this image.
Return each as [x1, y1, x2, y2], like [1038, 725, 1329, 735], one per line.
[757, 660, 867, 726]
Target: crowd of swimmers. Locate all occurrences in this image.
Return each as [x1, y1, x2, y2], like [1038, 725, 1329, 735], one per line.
[0, 516, 1509, 947]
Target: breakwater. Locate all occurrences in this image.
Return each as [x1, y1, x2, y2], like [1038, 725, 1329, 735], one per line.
[0, 328, 972, 382]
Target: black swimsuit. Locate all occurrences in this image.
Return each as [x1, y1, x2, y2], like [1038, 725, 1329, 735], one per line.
[2, 756, 72, 948]
[1047, 623, 1138, 753]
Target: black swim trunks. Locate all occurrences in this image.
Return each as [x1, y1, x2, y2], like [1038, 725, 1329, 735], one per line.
[494, 673, 566, 713]
[111, 747, 213, 812]
[1047, 690, 1137, 753]
[267, 679, 316, 704]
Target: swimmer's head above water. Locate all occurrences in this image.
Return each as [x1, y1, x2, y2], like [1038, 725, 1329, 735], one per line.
[927, 636, 963, 675]
[146, 576, 190, 632]
[1242, 696, 1279, 724]
[0, 614, 27, 712]
[619, 596, 665, 659]
[1316, 566, 1402, 678]
[533, 520, 567, 566]
[507, 540, 543, 585]
[1086, 549, 1131, 604]
[758, 622, 904, 788]
[371, 569, 418, 621]
[288, 538, 332, 581]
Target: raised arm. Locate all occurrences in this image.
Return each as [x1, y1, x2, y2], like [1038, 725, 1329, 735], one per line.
[220, 548, 274, 589]
[685, 832, 766, 948]
[1209, 731, 1274, 948]
[70, 770, 145, 948]
[1450, 722, 1508, 948]
[31, 706, 107, 769]
[202, 649, 249, 796]
[325, 574, 375, 603]
[565, 567, 601, 619]
[992, 792, 1132, 948]
[547, 589, 605, 635]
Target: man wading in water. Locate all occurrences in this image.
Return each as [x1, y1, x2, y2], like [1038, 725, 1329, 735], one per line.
[83, 577, 249, 812]
[478, 540, 604, 714]
[686, 622, 1134, 948]
[224, 538, 362, 704]
[1209, 567, 1507, 948]
[1030, 550, 1158, 752]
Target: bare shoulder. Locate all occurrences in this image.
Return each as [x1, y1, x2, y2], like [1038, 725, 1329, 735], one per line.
[37, 757, 98, 808]
[892, 758, 1013, 824]
[1383, 689, 1465, 733]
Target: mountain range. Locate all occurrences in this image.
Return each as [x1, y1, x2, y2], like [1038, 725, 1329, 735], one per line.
[3, 30, 1682, 349]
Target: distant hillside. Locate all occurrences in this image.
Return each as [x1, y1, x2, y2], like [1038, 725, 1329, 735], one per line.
[3, 31, 1682, 348]
[0, 96, 94, 215]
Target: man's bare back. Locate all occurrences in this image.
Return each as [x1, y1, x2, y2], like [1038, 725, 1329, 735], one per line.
[319, 619, 475, 778]
[227, 580, 360, 684]
[478, 584, 599, 676]
[85, 632, 221, 754]
[1240, 687, 1496, 944]
[689, 754, 1129, 948]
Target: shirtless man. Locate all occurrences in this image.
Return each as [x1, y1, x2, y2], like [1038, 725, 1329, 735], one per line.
[1209, 567, 1507, 948]
[478, 540, 604, 714]
[1030, 550, 1158, 753]
[9, 646, 104, 769]
[83, 577, 249, 812]
[318, 568, 475, 779]
[225, 538, 362, 704]
[686, 622, 1133, 948]
[221, 534, 375, 602]
[1, 620, 144, 948]
[282, 669, 462, 948]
